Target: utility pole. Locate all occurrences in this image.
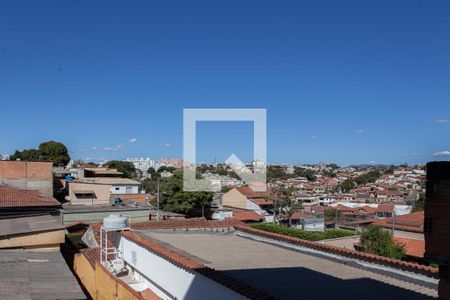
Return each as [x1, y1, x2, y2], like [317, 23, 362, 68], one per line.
[157, 179, 160, 221]
[391, 210, 396, 235]
[335, 209, 338, 230]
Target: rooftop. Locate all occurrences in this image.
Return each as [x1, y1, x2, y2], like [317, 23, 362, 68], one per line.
[395, 237, 425, 258]
[374, 211, 424, 233]
[0, 251, 86, 300]
[232, 211, 264, 222]
[62, 203, 150, 213]
[235, 186, 271, 199]
[0, 185, 61, 208]
[132, 229, 437, 299]
[0, 215, 63, 237]
[75, 177, 140, 185]
[84, 167, 123, 176]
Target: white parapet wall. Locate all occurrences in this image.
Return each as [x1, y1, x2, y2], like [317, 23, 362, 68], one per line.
[117, 235, 247, 300]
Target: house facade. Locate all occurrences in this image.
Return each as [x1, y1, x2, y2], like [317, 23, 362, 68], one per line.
[68, 177, 141, 206]
[221, 186, 273, 213]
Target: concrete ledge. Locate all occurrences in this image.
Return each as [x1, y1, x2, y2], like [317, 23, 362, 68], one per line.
[235, 225, 438, 279]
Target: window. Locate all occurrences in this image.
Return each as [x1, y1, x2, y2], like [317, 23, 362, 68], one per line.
[74, 191, 96, 200]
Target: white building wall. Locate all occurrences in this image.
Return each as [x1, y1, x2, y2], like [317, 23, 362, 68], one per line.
[110, 185, 139, 194]
[245, 200, 263, 211]
[118, 236, 247, 300]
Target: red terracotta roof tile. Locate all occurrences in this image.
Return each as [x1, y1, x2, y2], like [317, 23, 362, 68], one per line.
[394, 237, 425, 258]
[0, 184, 61, 208]
[377, 204, 395, 213]
[374, 211, 424, 233]
[235, 186, 271, 199]
[249, 197, 273, 206]
[232, 211, 264, 222]
[140, 288, 161, 300]
[131, 217, 210, 229]
[290, 211, 313, 220]
[115, 193, 146, 203]
[360, 206, 377, 214]
[80, 247, 100, 268]
[130, 217, 243, 230]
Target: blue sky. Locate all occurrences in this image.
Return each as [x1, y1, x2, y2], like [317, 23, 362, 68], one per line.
[0, 0, 449, 165]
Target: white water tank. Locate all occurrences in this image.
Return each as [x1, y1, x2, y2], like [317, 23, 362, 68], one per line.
[103, 214, 128, 231]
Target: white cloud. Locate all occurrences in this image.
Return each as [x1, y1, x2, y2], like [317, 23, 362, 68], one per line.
[368, 161, 377, 164]
[160, 143, 171, 147]
[435, 119, 450, 124]
[128, 138, 137, 143]
[311, 135, 319, 139]
[101, 145, 124, 152]
[434, 151, 450, 157]
[77, 144, 126, 153]
[356, 129, 364, 134]
[401, 152, 421, 157]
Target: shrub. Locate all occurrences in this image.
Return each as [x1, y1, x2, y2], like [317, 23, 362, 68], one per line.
[359, 225, 405, 259]
[249, 223, 358, 241]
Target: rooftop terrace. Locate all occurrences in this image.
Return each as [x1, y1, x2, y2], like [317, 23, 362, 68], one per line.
[135, 229, 437, 300]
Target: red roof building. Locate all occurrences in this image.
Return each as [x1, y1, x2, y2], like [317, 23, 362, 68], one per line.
[232, 211, 263, 222]
[374, 211, 424, 233]
[394, 237, 425, 258]
[0, 184, 61, 218]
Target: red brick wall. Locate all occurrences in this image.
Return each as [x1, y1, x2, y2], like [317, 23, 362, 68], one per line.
[0, 161, 53, 180]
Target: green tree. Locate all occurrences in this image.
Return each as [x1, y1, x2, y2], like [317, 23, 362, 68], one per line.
[104, 160, 137, 178]
[267, 166, 294, 181]
[158, 166, 176, 173]
[384, 165, 395, 175]
[359, 225, 405, 259]
[143, 171, 213, 215]
[10, 140, 70, 166]
[340, 179, 355, 192]
[339, 170, 382, 192]
[327, 164, 339, 170]
[38, 141, 70, 166]
[215, 164, 228, 176]
[10, 149, 40, 161]
[274, 186, 302, 227]
[322, 170, 337, 178]
[412, 193, 425, 212]
[147, 167, 159, 179]
[294, 167, 317, 181]
[355, 170, 382, 185]
[163, 172, 213, 215]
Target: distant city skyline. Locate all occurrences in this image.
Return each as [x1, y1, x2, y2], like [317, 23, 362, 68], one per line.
[1, 1, 449, 165]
